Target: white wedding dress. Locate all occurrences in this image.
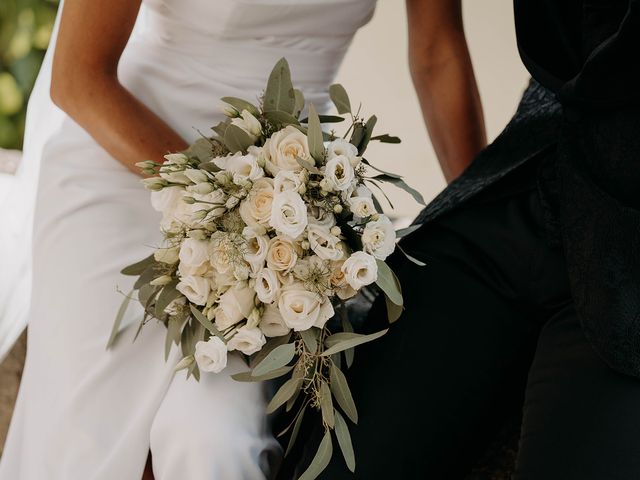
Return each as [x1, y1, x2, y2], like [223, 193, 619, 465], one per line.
[0, 0, 376, 478]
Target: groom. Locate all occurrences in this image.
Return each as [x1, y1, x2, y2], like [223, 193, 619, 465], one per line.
[277, 0, 640, 478]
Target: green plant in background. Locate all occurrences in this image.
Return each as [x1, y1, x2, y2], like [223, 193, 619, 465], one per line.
[0, 0, 59, 149]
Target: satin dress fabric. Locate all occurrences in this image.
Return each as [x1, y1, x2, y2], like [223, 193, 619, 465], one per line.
[0, 1, 376, 478]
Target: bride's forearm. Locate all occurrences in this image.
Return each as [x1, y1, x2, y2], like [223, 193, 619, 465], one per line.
[51, 73, 188, 175]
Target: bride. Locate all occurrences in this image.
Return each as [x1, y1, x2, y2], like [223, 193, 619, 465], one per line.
[0, 0, 485, 478]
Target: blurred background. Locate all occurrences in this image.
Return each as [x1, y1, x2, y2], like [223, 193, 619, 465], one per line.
[0, 0, 530, 458]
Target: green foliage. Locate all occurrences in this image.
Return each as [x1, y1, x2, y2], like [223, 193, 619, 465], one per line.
[0, 0, 58, 149]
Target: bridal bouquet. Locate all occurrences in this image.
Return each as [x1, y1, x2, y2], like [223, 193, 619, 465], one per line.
[110, 59, 423, 478]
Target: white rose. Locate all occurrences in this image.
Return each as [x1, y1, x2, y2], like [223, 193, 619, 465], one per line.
[178, 237, 210, 276]
[239, 178, 274, 229]
[362, 215, 396, 260]
[259, 304, 291, 337]
[341, 251, 378, 290]
[307, 224, 343, 261]
[278, 283, 334, 331]
[324, 155, 355, 192]
[264, 125, 311, 174]
[327, 138, 360, 166]
[213, 285, 255, 331]
[176, 275, 211, 306]
[255, 268, 280, 304]
[348, 196, 376, 218]
[273, 170, 304, 195]
[270, 190, 308, 239]
[230, 109, 262, 140]
[151, 186, 184, 216]
[226, 326, 266, 355]
[194, 336, 228, 373]
[242, 227, 269, 273]
[266, 236, 299, 272]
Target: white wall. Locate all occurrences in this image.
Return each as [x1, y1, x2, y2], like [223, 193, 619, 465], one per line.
[336, 0, 530, 218]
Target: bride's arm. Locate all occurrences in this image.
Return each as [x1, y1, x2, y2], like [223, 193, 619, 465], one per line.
[50, 0, 188, 175]
[406, 0, 486, 183]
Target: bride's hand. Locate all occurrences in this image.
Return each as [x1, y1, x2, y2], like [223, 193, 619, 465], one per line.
[50, 0, 188, 175]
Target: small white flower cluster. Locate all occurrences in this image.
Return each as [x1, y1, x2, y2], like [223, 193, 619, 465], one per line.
[144, 121, 396, 374]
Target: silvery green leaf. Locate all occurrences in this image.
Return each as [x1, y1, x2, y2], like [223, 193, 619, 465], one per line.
[223, 124, 255, 153]
[189, 305, 224, 340]
[375, 259, 403, 306]
[198, 160, 222, 173]
[250, 333, 292, 369]
[349, 123, 365, 150]
[329, 84, 351, 114]
[293, 89, 305, 117]
[285, 404, 307, 457]
[174, 355, 194, 372]
[334, 410, 356, 472]
[385, 294, 404, 323]
[366, 179, 395, 210]
[187, 361, 201, 381]
[182, 137, 214, 163]
[106, 289, 133, 349]
[266, 377, 301, 414]
[138, 283, 156, 308]
[319, 381, 335, 428]
[263, 58, 296, 114]
[325, 332, 363, 349]
[330, 363, 358, 424]
[181, 320, 204, 358]
[321, 329, 388, 357]
[211, 121, 228, 138]
[121, 254, 156, 276]
[296, 155, 322, 175]
[371, 173, 426, 206]
[264, 110, 300, 127]
[300, 115, 345, 124]
[340, 313, 355, 368]
[371, 133, 401, 144]
[300, 328, 318, 353]
[252, 343, 296, 377]
[134, 264, 162, 290]
[396, 224, 421, 238]
[307, 104, 325, 163]
[357, 115, 377, 155]
[232, 365, 293, 382]
[154, 279, 181, 319]
[397, 243, 427, 267]
[220, 96, 259, 116]
[164, 317, 182, 360]
[361, 158, 402, 179]
[299, 429, 333, 480]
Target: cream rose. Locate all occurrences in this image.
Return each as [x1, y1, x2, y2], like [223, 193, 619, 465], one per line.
[324, 154, 356, 192]
[259, 304, 291, 337]
[176, 275, 211, 306]
[362, 215, 396, 260]
[264, 125, 311, 174]
[270, 190, 308, 239]
[266, 236, 299, 272]
[341, 251, 378, 290]
[226, 326, 266, 355]
[278, 283, 334, 331]
[307, 224, 343, 261]
[239, 177, 274, 229]
[194, 336, 228, 373]
[213, 285, 255, 331]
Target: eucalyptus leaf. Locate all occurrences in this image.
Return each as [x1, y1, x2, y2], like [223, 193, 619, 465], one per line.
[107, 289, 133, 349]
[334, 410, 356, 472]
[357, 115, 378, 155]
[299, 328, 318, 353]
[212, 121, 228, 138]
[372, 174, 426, 206]
[154, 279, 181, 319]
[340, 313, 355, 368]
[164, 317, 183, 360]
[385, 294, 404, 323]
[300, 115, 345, 124]
[138, 283, 157, 308]
[189, 305, 224, 340]
[223, 124, 255, 153]
[134, 264, 163, 290]
[121, 254, 156, 276]
[371, 133, 401, 144]
[286, 378, 303, 412]
[174, 355, 194, 372]
[263, 58, 296, 114]
[251, 333, 292, 369]
[361, 158, 403, 179]
[330, 363, 358, 424]
[232, 365, 293, 382]
[296, 155, 322, 175]
[220, 96, 259, 115]
[375, 259, 403, 306]
[329, 84, 351, 114]
[182, 137, 214, 163]
[325, 332, 363, 348]
[293, 89, 305, 118]
[366, 179, 395, 210]
[299, 429, 333, 480]
[396, 224, 421, 238]
[266, 377, 301, 414]
[264, 110, 300, 126]
[307, 104, 325, 163]
[285, 404, 307, 457]
[252, 343, 296, 377]
[321, 329, 388, 357]
[320, 381, 335, 428]
[349, 123, 365, 150]
[181, 320, 204, 358]
[397, 243, 427, 267]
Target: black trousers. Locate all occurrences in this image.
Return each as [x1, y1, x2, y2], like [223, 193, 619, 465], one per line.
[308, 156, 640, 479]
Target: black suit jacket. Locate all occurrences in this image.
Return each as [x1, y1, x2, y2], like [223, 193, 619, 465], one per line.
[415, 0, 640, 378]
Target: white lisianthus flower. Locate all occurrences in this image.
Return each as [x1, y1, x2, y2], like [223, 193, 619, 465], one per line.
[327, 138, 360, 166]
[273, 170, 304, 195]
[226, 326, 266, 355]
[348, 196, 376, 218]
[255, 268, 280, 304]
[183, 168, 209, 184]
[176, 275, 211, 306]
[242, 227, 269, 273]
[151, 186, 184, 216]
[264, 125, 311, 174]
[213, 285, 255, 331]
[230, 109, 262, 140]
[218, 151, 264, 184]
[324, 155, 356, 192]
[270, 190, 308, 239]
[330, 260, 357, 300]
[178, 237, 210, 276]
[307, 224, 343, 261]
[341, 251, 378, 290]
[259, 304, 291, 337]
[266, 236, 299, 272]
[278, 283, 334, 331]
[239, 177, 274, 229]
[307, 206, 336, 229]
[194, 336, 228, 373]
[154, 245, 179, 264]
[159, 171, 191, 185]
[164, 153, 189, 165]
[362, 215, 396, 260]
